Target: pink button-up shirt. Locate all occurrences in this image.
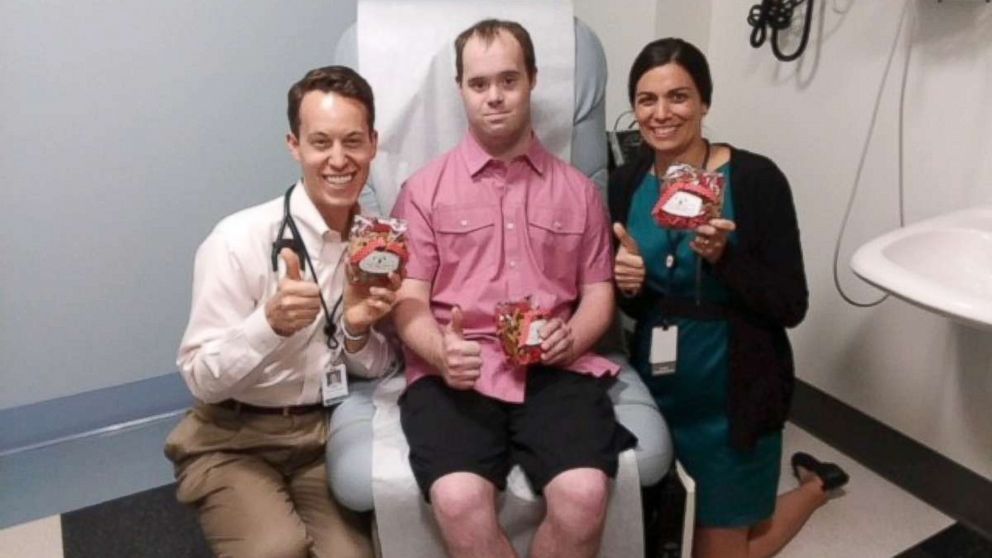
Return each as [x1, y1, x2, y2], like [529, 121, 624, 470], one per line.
[391, 133, 619, 403]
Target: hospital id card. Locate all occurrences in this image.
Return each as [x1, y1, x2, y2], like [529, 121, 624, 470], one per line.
[321, 362, 349, 405]
[650, 326, 678, 376]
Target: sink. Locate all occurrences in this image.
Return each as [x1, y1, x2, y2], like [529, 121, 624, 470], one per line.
[850, 206, 992, 330]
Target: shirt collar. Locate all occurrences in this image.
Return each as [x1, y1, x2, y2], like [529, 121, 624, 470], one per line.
[459, 131, 548, 177]
[290, 180, 344, 245]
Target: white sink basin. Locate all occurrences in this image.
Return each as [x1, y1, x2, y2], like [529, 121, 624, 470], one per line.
[850, 206, 992, 330]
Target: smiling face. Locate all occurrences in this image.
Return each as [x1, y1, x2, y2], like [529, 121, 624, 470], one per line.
[633, 62, 708, 162]
[458, 30, 535, 154]
[287, 91, 377, 230]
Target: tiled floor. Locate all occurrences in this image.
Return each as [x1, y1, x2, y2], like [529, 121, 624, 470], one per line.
[775, 424, 953, 558]
[0, 421, 972, 557]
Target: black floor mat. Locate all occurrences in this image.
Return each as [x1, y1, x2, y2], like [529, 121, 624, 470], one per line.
[896, 523, 992, 558]
[61, 483, 211, 558]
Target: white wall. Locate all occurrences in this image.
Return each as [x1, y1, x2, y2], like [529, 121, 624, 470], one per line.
[0, 0, 355, 408]
[574, 0, 713, 137]
[574, 0, 659, 127]
[703, 0, 992, 480]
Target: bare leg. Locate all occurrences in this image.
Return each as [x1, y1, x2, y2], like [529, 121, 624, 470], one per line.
[693, 472, 829, 558]
[530, 468, 610, 558]
[429, 472, 516, 558]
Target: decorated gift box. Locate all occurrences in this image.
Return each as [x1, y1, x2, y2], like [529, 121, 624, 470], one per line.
[652, 163, 725, 230]
[347, 215, 408, 284]
[495, 298, 549, 366]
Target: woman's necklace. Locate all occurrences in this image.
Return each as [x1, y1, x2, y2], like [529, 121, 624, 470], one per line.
[654, 138, 711, 179]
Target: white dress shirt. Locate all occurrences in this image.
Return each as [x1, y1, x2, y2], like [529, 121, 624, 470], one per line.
[177, 181, 396, 406]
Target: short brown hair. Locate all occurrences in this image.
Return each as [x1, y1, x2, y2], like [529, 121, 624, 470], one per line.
[454, 19, 537, 84]
[287, 66, 375, 137]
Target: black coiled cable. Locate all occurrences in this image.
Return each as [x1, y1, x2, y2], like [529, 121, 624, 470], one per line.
[747, 0, 814, 62]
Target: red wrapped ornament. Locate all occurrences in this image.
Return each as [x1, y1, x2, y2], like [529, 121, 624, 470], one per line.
[495, 298, 549, 366]
[348, 215, 409, 284]
[652, 163, 725, 230]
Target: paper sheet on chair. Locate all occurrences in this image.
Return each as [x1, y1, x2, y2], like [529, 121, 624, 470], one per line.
[357, 0, 575, 215]
[371, 375, 643, 557]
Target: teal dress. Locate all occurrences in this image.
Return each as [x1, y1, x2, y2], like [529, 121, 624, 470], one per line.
[627, 165, 782, 528]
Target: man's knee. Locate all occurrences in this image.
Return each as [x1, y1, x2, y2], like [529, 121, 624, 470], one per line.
[212, 522, 309, 558]
[429, 472, 497, 525]
[545, 469, 610, 535]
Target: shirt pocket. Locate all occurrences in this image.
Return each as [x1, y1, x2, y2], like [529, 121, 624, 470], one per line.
[434, 205, 497, 270]
[527, 205, 585, 282]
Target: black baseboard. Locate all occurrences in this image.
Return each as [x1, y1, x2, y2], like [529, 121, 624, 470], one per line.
[791, 380, 992, 541]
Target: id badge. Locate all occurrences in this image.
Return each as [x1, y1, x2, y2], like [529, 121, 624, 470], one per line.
[321, 362, 349, 406]
[650, 325, 678, 376]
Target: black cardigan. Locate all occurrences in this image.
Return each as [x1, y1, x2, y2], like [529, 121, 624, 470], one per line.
[607, 145, 809, 451]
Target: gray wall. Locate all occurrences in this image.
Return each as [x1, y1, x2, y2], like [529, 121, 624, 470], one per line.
[1, 0, 355, 409]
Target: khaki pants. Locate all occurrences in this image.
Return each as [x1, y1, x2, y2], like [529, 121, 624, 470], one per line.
[164, 403, 373, 558]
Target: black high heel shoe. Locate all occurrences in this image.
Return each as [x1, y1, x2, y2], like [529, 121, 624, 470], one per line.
[791, 452, 849, 492]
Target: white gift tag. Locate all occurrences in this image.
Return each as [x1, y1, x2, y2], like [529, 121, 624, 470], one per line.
[662, 191, 703, 218]
[525, 318, 548, 347]
[321, 362, 350, 405]
[650, 325, 678, 376]
[358, 250, 401, 274]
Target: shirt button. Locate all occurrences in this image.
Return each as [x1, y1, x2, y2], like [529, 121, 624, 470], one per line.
[506, 222, 515, 230]
[460, 219, 468, 227]
[554, 221, 562, 229]
[509, 260, 517, 269]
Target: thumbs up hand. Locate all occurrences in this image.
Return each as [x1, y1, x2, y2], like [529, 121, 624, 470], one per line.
[439, 306, 482, 390]
[265, 248, 322, 336]
[613, 223, 646, 296]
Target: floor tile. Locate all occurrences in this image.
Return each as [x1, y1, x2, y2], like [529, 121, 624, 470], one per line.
[0, 515, 64, 558]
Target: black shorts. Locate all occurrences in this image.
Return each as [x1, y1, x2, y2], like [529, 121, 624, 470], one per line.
[399, 366, 637, 500]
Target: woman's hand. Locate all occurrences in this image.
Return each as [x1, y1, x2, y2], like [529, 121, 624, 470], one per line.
[690, 218, 736, 264]
[613, 223, 646, 296]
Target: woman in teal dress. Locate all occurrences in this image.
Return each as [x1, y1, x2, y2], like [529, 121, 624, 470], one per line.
[608, 38, 849, 557]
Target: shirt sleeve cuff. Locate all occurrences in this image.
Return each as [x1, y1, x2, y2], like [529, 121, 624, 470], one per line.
[342, 327, 391, 378]
[242, 305, 286, 357]
[581, 271, 614, 286]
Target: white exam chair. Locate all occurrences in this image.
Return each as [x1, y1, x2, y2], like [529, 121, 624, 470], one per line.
[327, 7, 673, 557]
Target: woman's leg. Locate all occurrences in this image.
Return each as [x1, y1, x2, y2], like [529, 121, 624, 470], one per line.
[692, 473, 829, 558]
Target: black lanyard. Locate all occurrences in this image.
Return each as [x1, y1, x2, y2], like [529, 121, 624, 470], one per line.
[272, 183, 344, 350]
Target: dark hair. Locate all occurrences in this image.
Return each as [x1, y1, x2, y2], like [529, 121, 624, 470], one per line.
[287, 66, 375, 137]
[628, 38, 712, 107]
[454, 19, 537, 84]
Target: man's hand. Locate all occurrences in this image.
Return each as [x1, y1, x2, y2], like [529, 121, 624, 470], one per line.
[439, 306, 482, 390]
[690, 218, 736, 264]
[265, 248, 321, 336]
[539, 318, 575, 366]
[342, 269, 402, 336]
[613, 223, 645, 296]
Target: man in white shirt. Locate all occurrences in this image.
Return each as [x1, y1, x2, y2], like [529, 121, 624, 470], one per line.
[164, 66, 397, 558]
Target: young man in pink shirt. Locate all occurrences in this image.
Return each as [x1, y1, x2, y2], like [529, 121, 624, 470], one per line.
[391, 20, 636, 558]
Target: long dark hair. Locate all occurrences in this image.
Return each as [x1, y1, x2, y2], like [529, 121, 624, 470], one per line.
[627, 38, 712, 107]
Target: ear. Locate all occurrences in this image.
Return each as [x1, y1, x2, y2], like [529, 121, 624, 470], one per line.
[369, 129, 379, 159]
[702, 103, 710, 116]
[529, 70, 538, 91]
[286, 132, 302, 162]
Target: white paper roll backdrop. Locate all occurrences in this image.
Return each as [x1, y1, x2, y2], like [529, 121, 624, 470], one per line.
[357, 0, 575, 215]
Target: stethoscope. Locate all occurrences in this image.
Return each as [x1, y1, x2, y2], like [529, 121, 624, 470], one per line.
[271, 183, 342, 349]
